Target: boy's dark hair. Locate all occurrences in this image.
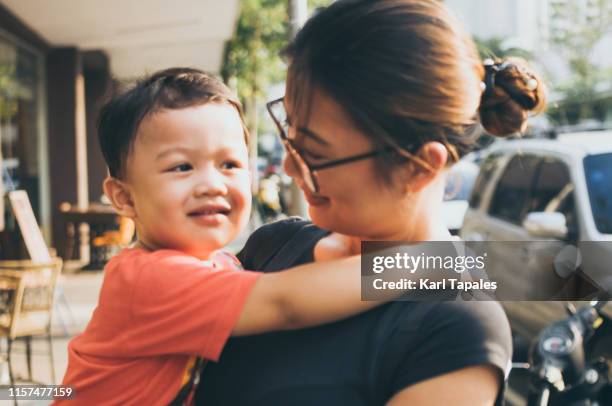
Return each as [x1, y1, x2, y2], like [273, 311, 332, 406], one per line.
[98, 67, 248, 179]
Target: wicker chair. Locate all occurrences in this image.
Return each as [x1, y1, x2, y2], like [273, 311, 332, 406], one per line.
[0, 257, 63, 397]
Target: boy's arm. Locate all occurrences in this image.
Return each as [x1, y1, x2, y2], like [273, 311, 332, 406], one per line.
[232, 255, 380, 336]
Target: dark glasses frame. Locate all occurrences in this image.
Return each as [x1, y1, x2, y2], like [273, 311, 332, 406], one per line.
[266, 97, 423, 193]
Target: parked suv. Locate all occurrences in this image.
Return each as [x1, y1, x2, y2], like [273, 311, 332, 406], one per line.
[460, 132, 612, 338]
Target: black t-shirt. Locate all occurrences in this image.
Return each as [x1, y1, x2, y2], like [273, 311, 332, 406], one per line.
[195, 219, 512, 405]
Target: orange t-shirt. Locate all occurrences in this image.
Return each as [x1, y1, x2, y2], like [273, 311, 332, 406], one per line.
[57, 248, 261, 405]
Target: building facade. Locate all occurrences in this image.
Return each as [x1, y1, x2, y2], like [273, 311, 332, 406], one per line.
[445, 0, 612, 125]
[0, 0, 239, 259]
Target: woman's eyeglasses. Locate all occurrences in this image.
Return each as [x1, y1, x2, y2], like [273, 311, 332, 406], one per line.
[266, 97, 397, 194]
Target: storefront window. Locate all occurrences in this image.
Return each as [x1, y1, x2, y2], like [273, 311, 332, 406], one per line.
[0, 33, 43, 257]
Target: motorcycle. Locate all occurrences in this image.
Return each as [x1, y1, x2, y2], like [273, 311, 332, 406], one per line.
[511, 300, 611, 405]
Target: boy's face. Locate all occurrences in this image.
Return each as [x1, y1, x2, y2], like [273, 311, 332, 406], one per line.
[114, 103, 251, 258]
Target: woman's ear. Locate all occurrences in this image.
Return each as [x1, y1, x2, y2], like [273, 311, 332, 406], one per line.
[402, 141, 448, 193]
[103, 177, 137, 218]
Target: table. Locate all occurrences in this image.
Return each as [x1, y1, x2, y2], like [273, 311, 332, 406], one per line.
[59, 204, 120, 268]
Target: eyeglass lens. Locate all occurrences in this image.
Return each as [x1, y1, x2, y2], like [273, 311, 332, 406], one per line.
[269, 99, 318, 193]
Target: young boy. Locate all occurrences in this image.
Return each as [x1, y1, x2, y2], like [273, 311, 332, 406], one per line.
[58, 68, 387, 405]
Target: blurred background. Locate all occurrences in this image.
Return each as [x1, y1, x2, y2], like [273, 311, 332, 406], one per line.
[0, 0, 612, 261]
[1, 0, 611, 261]
[0, 1, 611, 403]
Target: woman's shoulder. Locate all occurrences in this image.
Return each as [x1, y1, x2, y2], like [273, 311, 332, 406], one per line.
[237, 217, 329, 271]
[427, 300, 510, 329]
[392, 300, 511, 357]
[381, 300, 511, 346]
[246, 216, 314, 240]
[376, 300, 512, 399]
[429, 301, 512, 358]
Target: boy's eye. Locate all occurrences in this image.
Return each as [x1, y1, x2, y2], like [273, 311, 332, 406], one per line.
[221, 160, 242, 170]
[169, 163, 193, 172]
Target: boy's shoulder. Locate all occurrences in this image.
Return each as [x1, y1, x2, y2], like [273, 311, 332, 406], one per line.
[102, 248, 195, 292]
[106, 247, 241, 274]
[107, 247, 194, 268]
[101, 248, 244, 302]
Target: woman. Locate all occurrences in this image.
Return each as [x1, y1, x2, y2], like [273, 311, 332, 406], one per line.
[196, 0, 546, 404]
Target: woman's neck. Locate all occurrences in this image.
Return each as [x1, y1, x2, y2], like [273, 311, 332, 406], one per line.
[359, 221, 452, 243]
[359, 187, 452, 242]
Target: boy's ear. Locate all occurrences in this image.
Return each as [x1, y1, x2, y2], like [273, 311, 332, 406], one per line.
[401, 141, 448, 194]
[103, 177, 136, 218]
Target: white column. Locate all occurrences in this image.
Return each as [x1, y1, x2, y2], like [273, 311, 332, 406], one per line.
[75, 73, 90, 262]
[287, 0, 309, 218]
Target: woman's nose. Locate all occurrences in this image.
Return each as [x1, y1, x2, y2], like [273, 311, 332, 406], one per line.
[194, 168, 228, 196]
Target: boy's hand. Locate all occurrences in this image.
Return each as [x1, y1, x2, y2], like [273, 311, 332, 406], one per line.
[314, 233, 361, 262]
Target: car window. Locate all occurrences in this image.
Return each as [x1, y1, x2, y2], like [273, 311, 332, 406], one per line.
[584, 153, 612, 234]
[469, 152, 503, 209]
[445, 161, 479, 201]
[530, 157, 577, 235]
[529, 158, 572, 212]
[489, 154, 541, 224]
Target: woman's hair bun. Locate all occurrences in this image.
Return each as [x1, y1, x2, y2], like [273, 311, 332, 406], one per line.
[479, 57, 547, 137]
